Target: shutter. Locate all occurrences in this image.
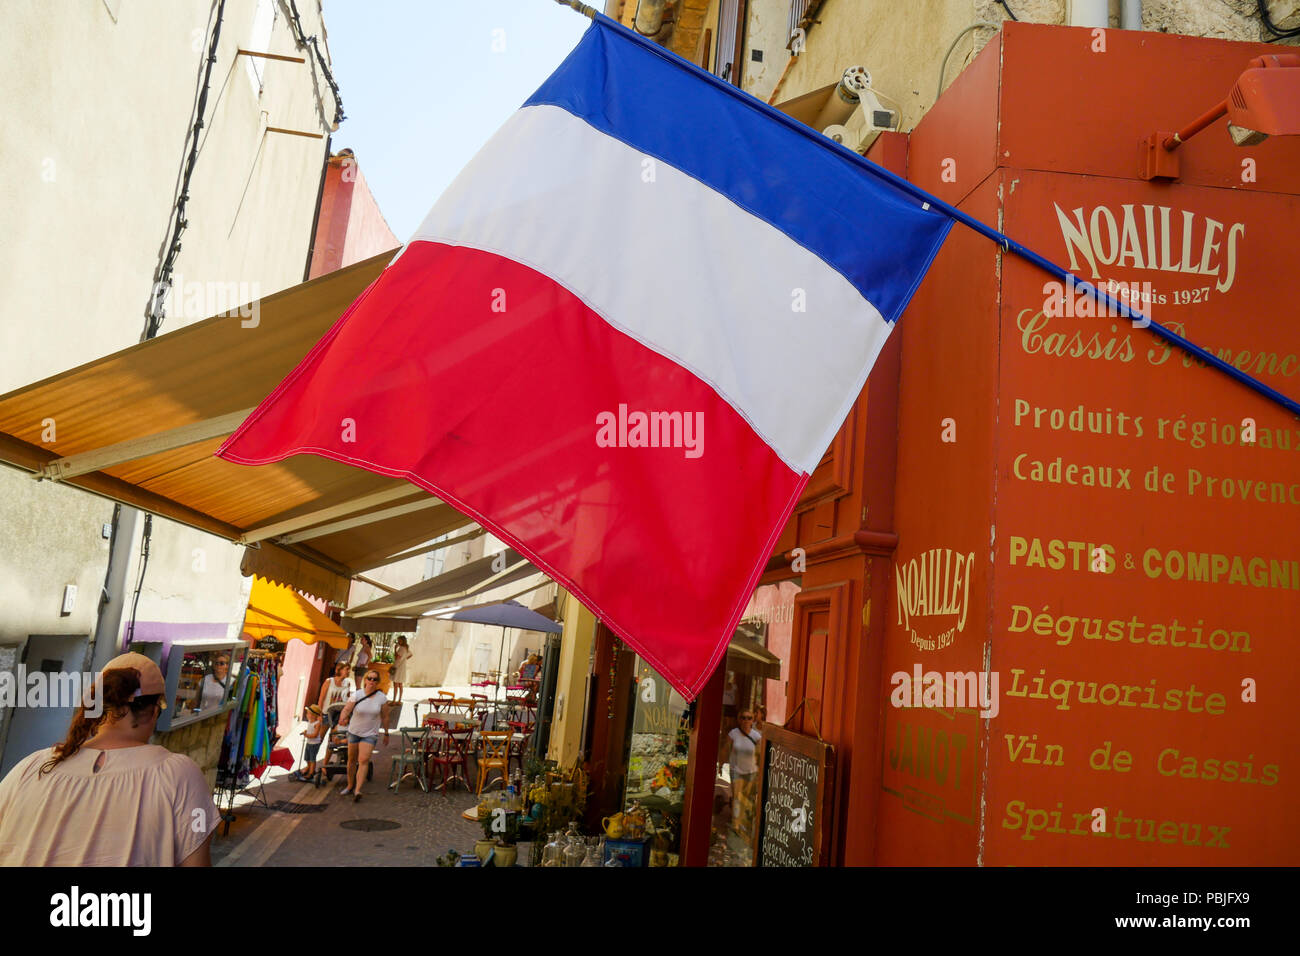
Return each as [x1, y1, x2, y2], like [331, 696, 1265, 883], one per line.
[714, 0, 742, 86]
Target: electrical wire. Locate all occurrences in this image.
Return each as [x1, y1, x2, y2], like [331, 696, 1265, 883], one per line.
[995, 0, 1018, 21]
[936, 22, 1000, 100]
[144, 0, 227, 341]
[1257, 0, 1300, 39]
[871, 85, 905, 116]
[285, 0, 346, 127]
[129, 1, 226, 645]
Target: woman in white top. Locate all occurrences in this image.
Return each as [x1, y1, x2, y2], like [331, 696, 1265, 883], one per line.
[0, 652, 217, 866]
[390, 636, 411, 705]
[726, 710, 762, 836]
[317, 661, 355, 728]
[198, 654, 230, 711]
[336, 670, 390, 803]
[352, 636, 373, 686]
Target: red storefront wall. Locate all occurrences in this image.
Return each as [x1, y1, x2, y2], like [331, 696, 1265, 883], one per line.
[593, 22, 1299, 866]
[877, 22, 1300, 865]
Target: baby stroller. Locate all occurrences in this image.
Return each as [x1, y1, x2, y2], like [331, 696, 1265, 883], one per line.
[321, 702, 374, 783]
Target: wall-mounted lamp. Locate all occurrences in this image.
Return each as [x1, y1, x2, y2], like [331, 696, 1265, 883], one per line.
[1141, 53, 1300, 180]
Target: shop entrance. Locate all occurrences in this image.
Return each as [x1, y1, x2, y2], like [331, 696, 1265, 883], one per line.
[0, 634, 89, 778]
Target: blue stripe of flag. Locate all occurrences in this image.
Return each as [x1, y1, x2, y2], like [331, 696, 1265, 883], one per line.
[524, 17, 952, 323]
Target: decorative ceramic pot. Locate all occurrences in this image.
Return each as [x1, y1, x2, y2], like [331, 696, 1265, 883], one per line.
[495, 844, 518, 867]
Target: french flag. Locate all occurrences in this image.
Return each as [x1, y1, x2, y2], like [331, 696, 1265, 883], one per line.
[218, 15, 952, 698]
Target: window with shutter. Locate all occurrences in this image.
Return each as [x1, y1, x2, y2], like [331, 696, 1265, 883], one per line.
[787, 0, 828, 51]
[713, 0, 744, 86]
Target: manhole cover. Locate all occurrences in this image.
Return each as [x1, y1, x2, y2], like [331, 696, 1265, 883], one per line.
[269, 801, 328, 815]
[340, 819, 401, 832]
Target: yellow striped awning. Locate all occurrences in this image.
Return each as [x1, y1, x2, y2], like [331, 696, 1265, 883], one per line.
[242, 576, 348, 649]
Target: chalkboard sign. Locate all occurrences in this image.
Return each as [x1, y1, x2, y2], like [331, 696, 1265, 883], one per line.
[751, 723, 835, 867]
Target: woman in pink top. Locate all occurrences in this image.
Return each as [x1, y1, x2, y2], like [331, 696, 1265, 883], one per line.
[0, 652, 218, 867]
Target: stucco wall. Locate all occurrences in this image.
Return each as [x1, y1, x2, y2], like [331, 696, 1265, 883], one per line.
[309, 151, 400, 279]
[0, 0, 338, 766]
[742, 0, 792, 103]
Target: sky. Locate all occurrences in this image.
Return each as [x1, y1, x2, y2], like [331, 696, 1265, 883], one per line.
[321, 0, 592, 240]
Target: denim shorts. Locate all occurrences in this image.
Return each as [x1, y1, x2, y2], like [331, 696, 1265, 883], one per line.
[302, 739, 323, 761]
[347, 732, 378, 746]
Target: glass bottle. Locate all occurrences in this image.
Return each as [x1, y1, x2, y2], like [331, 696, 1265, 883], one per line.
[563, 822, 585, 867]
[542, 830, 564, 867]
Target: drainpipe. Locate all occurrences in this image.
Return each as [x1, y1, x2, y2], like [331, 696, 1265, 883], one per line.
[89, 504, 140, 672]
[1069, 0, 1108, 28]
[1120, 0, 1142, 31]
[302, 134, 332, 282]
[633, 0, 667, 35]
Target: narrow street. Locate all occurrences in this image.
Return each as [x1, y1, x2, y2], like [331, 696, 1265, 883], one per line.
[212, 688, 492, 867]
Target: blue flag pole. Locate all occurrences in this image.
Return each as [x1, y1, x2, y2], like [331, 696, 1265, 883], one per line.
[555, 1, 1300, 419]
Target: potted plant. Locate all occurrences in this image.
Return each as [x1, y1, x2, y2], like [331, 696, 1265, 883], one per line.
[478, 799, 521, 866]
[370, 641, 395, 693]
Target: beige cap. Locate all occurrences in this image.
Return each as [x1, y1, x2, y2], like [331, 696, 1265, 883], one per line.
[103, 652, 168, 708]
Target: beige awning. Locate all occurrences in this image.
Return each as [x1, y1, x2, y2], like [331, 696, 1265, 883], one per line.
[727, 633, 782, 680]
[423, 577, 556, 621]
[0, 252, 475, 605]
[773, 82, 837, 128]
[344, 549, 542, 619]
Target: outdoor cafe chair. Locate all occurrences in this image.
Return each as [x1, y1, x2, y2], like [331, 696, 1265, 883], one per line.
[469, 693, 490, 723]
[505, 695, 536, 724]
[429, 725, 474, 795]
[388, 726, 432, 794]
[476, 730, 512, 794]
[507, 720, 534, 775]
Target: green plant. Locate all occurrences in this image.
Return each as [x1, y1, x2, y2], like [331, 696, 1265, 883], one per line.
[523, 754, 557, 779]
[435, 848, 462, 867]
[479, 804, 521, 845]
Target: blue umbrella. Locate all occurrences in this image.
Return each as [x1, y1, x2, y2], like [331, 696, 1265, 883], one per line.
[445, 600, 561, 701]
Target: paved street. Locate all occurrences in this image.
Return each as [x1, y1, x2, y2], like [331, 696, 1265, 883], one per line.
[212, 688, 516, 867]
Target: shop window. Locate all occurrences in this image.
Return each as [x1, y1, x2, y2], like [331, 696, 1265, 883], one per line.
[619, 655, 690, 865]
[708, 579, 799, 867]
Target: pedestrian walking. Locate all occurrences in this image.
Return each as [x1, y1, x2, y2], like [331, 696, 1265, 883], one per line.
[352, 635, 373, 686]
[335, 670, 390, 803]
[0, 653, 217, 866]
[390, 635, 411, 705]
[725, 710, 762, 838]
